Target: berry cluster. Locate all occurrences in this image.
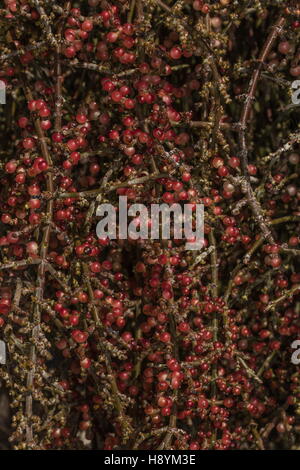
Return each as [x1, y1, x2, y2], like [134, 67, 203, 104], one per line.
[0, 0, 299, 450]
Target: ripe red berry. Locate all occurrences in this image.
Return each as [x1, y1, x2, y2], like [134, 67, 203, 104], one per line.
[71, 330, 88, 344]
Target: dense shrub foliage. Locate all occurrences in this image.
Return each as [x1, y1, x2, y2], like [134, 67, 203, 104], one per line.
[0, 0, 299, 450]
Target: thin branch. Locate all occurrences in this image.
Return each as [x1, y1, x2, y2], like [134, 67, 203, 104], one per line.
[238, 17, 286, 243]
[264, 284, 300, 313]
[31, 0, 58, 47]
